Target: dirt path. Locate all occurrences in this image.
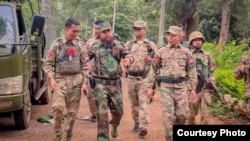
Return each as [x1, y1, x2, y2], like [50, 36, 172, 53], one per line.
[1, 78, 248, 141]
[0, 78, 165, 141]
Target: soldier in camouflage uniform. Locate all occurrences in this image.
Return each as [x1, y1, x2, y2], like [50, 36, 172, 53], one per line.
[176, 24, 188, 48]
[234, 51, 250, 113]
[147, 26, 197, 141]
[186, 31, 216, 125]
[43, 18, 89, 141]
[123, 20, 157, 137]
[85, 21, 126, 141]
[84, 20, 105, 122]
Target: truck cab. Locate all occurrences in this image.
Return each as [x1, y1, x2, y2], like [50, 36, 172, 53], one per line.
[0, 0, 49, 129]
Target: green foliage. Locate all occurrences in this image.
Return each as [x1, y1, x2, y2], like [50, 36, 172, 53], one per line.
[202, 43, 245, 99]
[22, 0, 39, 29]
[214, 69, 244, 99]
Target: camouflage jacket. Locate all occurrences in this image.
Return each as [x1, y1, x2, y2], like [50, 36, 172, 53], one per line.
[148, 44, 197, 89]
[43, 36, 89, 83]
[190, 48, 216, 90]
[191, 48, 216, 78]
[125, 38, 158, 76]
[86, 40, 125, 80]
[234, 55, 250, 83]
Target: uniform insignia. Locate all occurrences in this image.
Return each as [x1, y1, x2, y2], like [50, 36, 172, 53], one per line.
[48, 51, 55, 58]
[188, 57, 194, 63]
[154, 56, 160, 63]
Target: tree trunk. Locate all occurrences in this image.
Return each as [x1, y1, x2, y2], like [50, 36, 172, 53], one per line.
[219, 0, 231, 50]
[158, 0, 166, 47]
[41, 0, 57, 54]
[185, 15, 199, 42]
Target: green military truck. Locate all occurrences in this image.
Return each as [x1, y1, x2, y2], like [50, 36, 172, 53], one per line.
[0, 0, 49, 129]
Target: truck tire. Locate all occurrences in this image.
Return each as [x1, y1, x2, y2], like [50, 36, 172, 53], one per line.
[14, 94, 31, 129]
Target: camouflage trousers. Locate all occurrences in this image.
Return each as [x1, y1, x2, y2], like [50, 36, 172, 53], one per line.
[52, 79, 81, 140]
[187, 88, 211, 125]
[127, 77, 150, 129]
[94, 81, 123, 141]
[159, 85, 188, 137]
[87, 83, 96, 117]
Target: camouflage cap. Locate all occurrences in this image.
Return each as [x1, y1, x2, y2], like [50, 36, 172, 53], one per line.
[166, 26, 182, 35]
[99, 22, 112, 32]
[132, 21, 146, 28]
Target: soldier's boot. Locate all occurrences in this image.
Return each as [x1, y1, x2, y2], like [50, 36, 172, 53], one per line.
[138, 127, 147, 137]
[111, 124, 118, 138]
[175, 117, 186, 125]
[133, 123, 139, 133]
[53, 135, 62, 141]
[90, 116, 97, 122]
[165, 136, 173, 141]
[185, 117, 195, 125]
[65, 132, 72, 141]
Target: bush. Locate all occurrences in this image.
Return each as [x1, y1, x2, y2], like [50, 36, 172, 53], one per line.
[202, 42, 245, 100]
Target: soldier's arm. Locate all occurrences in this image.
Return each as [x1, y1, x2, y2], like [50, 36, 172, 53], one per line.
[80, 45, 90, 84]
[234, 56, 247, 80]
[147, 50, 161, 88]
[186, 52, 197, 90]
[151, 42, 158, 58]
[43, 41, 58, 79]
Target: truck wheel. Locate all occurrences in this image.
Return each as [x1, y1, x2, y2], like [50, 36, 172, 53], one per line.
[14, 94, 31, 129]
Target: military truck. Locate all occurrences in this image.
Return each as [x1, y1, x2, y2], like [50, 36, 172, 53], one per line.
[0, 0, 49, 129]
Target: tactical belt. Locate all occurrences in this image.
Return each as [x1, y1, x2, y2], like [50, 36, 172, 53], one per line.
[128, 71, 146, 77]
[160, 77, 185, 84]
[94, 77, 120, 85]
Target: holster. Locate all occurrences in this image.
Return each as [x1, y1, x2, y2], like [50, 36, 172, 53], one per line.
[89, 77, 96, 89]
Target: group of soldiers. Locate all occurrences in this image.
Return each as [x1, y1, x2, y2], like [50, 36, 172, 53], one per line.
[43, 18, 250, 141]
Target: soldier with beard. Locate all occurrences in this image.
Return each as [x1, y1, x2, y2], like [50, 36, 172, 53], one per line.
[86, 21, 127, 141]
[84, 20, 105, 122]
[186, 31, 216, 125]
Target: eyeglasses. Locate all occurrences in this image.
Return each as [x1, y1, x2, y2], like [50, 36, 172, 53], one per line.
[72, 30, 80, 34]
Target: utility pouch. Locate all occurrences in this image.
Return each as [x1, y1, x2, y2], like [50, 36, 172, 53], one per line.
[89, 77, 96, 89]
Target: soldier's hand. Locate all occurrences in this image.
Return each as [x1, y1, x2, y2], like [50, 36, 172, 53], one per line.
[81, 82, 88, 96]
[121, 58, 131, 66]
[237, 64, 245, 73]
[147, 88, 153, 102]
[120, 65, 128, 78]
[144, 56, 152, 64]
[87, 62, 93, 73]
[189, 90, 197, 103]
[50, 78, 57, 90]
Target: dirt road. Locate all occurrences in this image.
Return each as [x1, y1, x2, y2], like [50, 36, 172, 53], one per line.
[0, 78, 166, 141]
